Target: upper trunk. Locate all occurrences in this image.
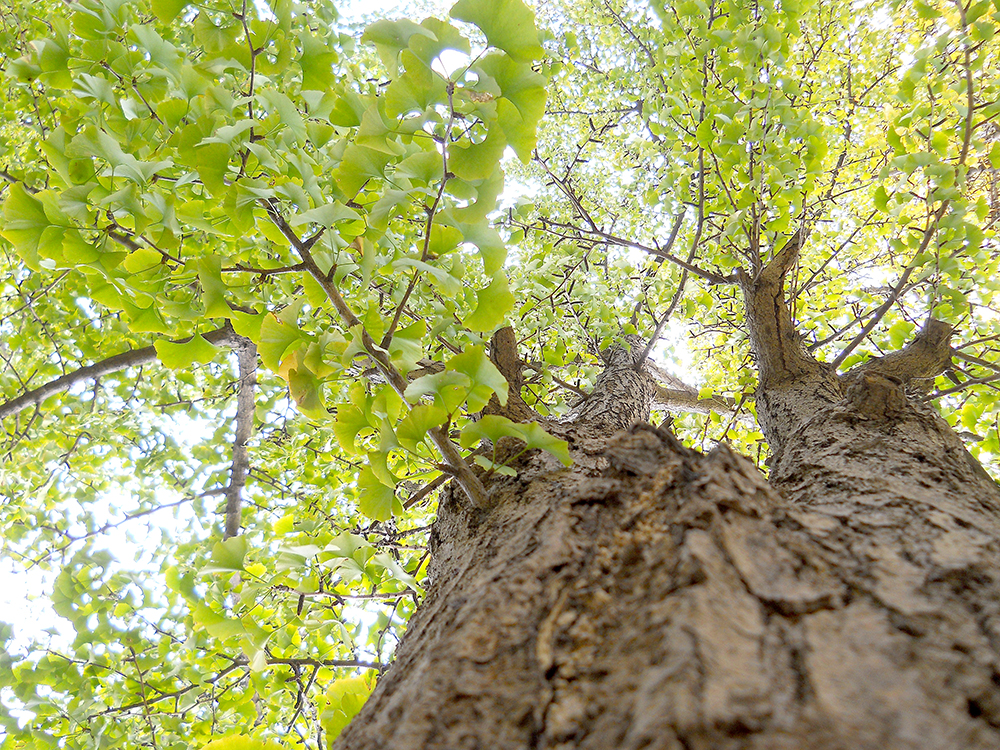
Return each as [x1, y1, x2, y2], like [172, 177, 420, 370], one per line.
[331, 248, 1000, 750]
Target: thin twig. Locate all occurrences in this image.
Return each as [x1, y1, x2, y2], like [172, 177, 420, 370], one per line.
[262, 200, 489, 508]
[635, 209, 690, 366]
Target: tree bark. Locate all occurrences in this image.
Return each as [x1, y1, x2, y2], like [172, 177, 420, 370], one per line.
[332, 247, 1000, 749]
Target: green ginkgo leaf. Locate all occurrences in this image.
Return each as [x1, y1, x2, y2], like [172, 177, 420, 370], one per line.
[201, 537, 248, 575]
[450, 0, 544, 62]
[357, 464, 400, 520]
[466, 273, 515, 332]
[397, 404, 449, 452]
[259, 314, 302, 371]
[151, 0, 190, 23]
[448, 345, 508, 411]
[154, 334, 221, 369]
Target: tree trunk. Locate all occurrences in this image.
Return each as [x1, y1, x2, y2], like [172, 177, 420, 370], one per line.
[332, 245, 1000, 749]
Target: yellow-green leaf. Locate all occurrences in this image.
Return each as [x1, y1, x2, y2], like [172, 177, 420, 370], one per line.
[465, 274, 514, 332]
[151, 0, 190, 23]
[154, 334, 221, 369]
[450, 0, 544, 62]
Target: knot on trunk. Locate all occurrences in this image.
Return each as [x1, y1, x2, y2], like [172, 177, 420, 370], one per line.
[842, 372, 907, 419]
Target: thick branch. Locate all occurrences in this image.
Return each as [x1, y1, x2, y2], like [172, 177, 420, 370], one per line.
[563, 336, 657, 431]
[738, 230, 824, 388]
[484, 326, 537, 422]
[652, 384, 744, 419]
[224, 338, 257, 539]
[845, 318, 954, 388]
[0, 327, 238, 420]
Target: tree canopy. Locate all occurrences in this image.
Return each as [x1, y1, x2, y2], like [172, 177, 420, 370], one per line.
[2, 0, 1000, 747]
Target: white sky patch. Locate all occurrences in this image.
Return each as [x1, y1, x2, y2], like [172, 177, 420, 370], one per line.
[432, 48, 470, 78]
[0, 560, 73, 651]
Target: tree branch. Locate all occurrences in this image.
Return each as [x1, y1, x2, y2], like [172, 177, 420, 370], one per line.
[484, 326, 537, 422]
[829, 206, 948, 370]
[844, 318, 954, 388]
[0, 327, 239, 421]
[831, 23, 974, 373]
[262, 200, 489, 508]
[380, 83, 456, 350]
[636, 209, 690, 366]
[927, 370, 1000, 399]
[738, 230, 824, 388]
[224, 338, 257, 539]
[533, 154, 735, 286]
[651, 385, 737, 416]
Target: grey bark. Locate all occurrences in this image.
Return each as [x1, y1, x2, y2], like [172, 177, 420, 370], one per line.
[332, 240, 1000, 749]
[223, 337, 257, 540]
[560, 334, 658, 433]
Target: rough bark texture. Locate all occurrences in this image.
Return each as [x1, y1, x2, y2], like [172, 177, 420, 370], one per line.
[335, 413, 1000, 749]
[223, 336, 257, 540]
[737, 232, 843, 457]
[561, 334, 658, 433]
[485, 326, 538, 423]
[331, 241, 1000, 750]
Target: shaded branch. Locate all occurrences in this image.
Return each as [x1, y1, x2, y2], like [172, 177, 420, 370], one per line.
[484, 326, 537, 422]
[652, 384, 746, 420]
[0, 327, 239, 421]
[844, 318, 954, 388]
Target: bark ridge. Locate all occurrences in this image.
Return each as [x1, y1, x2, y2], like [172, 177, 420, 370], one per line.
[333, 420, 1000, 750]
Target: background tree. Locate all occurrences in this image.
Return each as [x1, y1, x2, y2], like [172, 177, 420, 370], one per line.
[3, 0, 1000, 748]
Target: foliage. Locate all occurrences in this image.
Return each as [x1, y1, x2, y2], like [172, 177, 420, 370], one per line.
[0, 0, 547, 746]
[2, 0, 1000, 746]
[202, 736, 286, 750]
[523, 0, 1000, 460]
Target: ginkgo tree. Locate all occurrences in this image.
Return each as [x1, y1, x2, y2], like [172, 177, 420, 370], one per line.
[5, 0, 1000, 747]
[0, 0, 552, 745]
